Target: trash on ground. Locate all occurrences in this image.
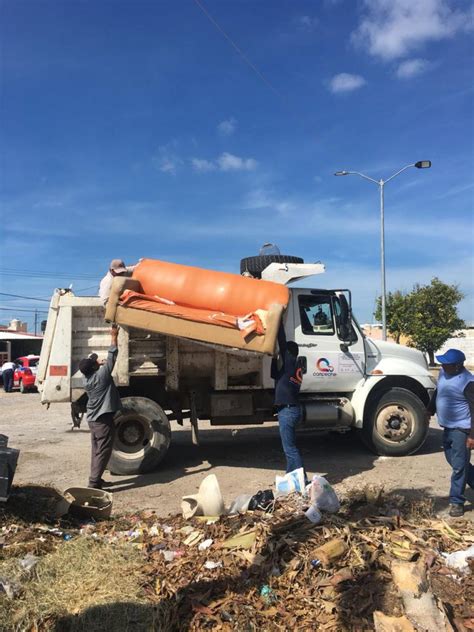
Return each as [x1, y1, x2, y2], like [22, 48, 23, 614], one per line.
[181, 474, 225, 519]
[204, 560, 222, 570]
[274, 467, 306, 496]
[1, 483, 474, 631]
[442, 544, 474, 574]
[63, 487, 113, 520]
[221, 529, 257, 550]
[309, 475, 340, 513]
[198, 538, 213, 551]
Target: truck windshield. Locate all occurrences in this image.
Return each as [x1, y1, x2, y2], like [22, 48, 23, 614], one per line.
[298, 295, 335, 335]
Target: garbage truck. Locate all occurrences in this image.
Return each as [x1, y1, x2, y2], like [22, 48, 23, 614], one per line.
[37, 256, 437, 475]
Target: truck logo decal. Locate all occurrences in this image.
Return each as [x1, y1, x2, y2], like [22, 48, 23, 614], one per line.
[313, 357, 336, 377]
[316, 358, 334, 373]
[49, 365, 68, 376]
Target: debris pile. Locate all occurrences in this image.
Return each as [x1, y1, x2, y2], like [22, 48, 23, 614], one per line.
[1, 485, 473, 631]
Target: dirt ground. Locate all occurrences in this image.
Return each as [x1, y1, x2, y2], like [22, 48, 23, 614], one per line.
[1, 390, 473, 519]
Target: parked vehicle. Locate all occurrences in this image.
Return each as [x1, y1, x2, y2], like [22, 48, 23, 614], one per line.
[14, 355, 40, 393]
[37, 260, 436, 475]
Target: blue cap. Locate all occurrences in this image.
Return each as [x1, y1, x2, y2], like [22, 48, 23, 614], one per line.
[435, 348, 466, 365]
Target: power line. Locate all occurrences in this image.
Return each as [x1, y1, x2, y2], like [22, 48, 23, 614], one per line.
[0, 307, 48, 314]
[0, 292, 50, 302]
[75, 284, 98, 293]
[0, 268, 97, 281]
[193, 0, 282, 100]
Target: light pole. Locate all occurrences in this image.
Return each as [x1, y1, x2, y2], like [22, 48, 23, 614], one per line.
[335, 161, 431, 341]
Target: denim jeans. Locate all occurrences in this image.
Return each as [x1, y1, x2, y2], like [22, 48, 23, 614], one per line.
[278, 405, 304, 474]
[442, 427, 474, 505]
[2, 369, 14, 393]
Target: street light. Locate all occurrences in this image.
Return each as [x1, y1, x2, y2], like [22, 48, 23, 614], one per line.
[334, 160, 431, 341]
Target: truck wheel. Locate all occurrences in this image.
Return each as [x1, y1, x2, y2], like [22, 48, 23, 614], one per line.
[108, 397, 171, 475]
[363, 388, 428, 456]
[240, 255, 304, 278]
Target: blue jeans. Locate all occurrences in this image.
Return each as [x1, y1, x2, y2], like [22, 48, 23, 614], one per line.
[2, 369, 14, 393]
[442, 427, 474, 505]
[278, 405, 304, 473]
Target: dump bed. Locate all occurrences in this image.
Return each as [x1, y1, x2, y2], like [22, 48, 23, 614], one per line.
[37, 291, 268, 404]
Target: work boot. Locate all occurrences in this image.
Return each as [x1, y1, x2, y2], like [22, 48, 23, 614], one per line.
[88, 482, 102, 490]
[99, 479, 114, 488]
[448, 503, 464, 517]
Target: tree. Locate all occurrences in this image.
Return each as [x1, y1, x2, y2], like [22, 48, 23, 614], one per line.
[405, 278, 464, 366]
[374, 290, 411, 343]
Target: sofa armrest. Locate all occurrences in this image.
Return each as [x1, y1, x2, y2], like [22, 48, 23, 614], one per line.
[105, 277, 143, 322]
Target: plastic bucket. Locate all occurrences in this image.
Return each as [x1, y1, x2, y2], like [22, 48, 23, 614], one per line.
[64, 487, 113, 520]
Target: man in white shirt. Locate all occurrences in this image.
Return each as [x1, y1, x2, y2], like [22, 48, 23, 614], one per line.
[1, 361, 16, 393]
[99, 259, 140, 305]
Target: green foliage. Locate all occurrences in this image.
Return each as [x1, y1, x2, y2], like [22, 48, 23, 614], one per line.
[375, 278, 465, 364]
[374, 290, 410, 343]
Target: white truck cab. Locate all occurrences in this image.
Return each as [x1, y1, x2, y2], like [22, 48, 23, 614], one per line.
[37, 261, 436, 474]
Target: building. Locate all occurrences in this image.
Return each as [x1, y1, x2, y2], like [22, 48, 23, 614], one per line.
[0, 330, 43, 364]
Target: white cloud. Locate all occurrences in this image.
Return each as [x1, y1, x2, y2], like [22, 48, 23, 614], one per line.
[352, 0, 472, 61]
[152, 144, 182, 175]
[329, 73, 367, 93]
[217, 117, 237, 136]
[191, 158, 216, 173]
[217, 152, 258, 172]
[396, 58, 429, 78]
[294, 15, 319, 31]
[190, 152, 258, 173]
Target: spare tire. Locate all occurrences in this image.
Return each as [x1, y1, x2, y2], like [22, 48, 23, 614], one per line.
[240, 255, 304, 278]
[108, 397, 171, 475]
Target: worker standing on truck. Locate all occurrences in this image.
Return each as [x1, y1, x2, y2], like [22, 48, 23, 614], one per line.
[271, 324, 306, 476]
[427, 349, 474, 517]
[99, 259, 140, 304]
[79, 325, 122, 489]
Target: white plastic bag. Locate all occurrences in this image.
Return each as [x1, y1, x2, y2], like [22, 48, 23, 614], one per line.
[309, 475, 340, 513]
[442, 545, 474, 574]
[275, 468, 306, 497]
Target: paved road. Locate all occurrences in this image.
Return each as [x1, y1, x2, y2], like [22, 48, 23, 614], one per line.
[1, 391, 473, 519]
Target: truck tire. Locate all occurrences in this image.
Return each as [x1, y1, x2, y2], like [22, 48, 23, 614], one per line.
[363, 388, 428, 456]
[108, 397, 171, 475]
[240, 255, 304, 278]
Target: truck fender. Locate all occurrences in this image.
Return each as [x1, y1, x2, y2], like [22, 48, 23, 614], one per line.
[351, 374, 431, 429]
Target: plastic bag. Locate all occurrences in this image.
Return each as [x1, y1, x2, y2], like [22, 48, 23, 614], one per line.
[309, 475, 340, 513]
[442, 545, 474, 574]
[275, 468, 306, 497]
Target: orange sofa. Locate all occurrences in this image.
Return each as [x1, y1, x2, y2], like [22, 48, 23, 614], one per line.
[104, 259, 289, 354]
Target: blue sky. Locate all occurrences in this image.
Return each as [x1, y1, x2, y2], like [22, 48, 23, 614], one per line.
[1, 0, 473, 330]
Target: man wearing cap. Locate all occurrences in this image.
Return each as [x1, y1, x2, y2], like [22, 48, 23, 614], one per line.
[79, 325, 122, 489]
[99, 259, 139, 304]
[427, 348, 474, 517]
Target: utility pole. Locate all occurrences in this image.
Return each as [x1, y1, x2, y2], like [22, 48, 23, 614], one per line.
[34, 310, 38, 336]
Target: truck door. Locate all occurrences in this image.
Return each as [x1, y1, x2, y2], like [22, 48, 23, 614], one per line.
[292, 290, 365, 392]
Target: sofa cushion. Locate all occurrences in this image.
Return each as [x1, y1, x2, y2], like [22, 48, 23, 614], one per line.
[131, 259, 289, 316]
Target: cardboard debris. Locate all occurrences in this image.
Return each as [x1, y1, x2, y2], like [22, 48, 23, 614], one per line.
[1, 485, 474, 631]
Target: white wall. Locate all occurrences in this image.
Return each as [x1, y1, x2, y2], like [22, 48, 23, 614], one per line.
[436, 329, 474, 368]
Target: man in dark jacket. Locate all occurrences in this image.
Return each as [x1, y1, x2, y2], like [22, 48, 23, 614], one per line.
[79, 325, 122, 489]
[427, 348, 474, 517]
[271, 324, 305, 474]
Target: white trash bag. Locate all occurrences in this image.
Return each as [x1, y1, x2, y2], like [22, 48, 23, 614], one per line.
[309, 475, 340, 513]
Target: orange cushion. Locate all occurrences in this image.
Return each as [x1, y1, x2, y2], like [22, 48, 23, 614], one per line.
[132, 259, 289, 316]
